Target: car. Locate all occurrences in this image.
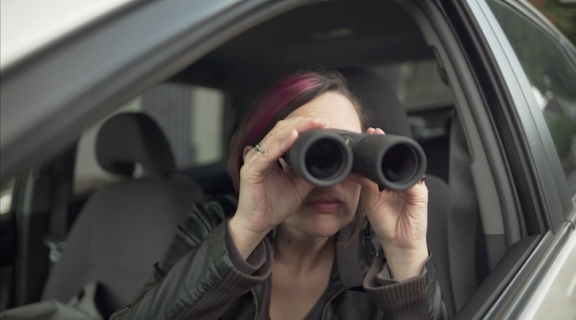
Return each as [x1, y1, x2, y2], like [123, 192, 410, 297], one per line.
[1, 0, 575, 318]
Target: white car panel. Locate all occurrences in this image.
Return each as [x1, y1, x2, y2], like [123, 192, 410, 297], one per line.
[520, 226, 576, 319]
[0, 0, 137, 71]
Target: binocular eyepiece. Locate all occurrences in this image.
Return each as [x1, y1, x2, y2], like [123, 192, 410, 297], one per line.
[284, 130, 426, 190]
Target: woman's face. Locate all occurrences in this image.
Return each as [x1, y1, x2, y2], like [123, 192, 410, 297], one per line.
[281, 91, 363, 238]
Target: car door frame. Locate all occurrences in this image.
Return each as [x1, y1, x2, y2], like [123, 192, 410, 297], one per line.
[436, 0, 576, 318]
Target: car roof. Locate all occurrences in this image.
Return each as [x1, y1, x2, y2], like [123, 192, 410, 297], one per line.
[0, 0, 137, 71]
[176, 0, 431, 88]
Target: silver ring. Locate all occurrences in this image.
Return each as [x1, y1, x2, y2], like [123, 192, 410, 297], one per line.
[254, 144, 265, 155]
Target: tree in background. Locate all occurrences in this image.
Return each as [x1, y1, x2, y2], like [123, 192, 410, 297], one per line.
[528, 0, 576, 44]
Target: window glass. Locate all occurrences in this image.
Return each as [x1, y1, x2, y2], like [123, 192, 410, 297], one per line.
[191, 87, 225, 165]
[0, 180, 14, 215]
[374, 60, 453, 114]
[374, 60, 453, 182]
[488, 0, 576, 191]
[74, 83, 225, 194]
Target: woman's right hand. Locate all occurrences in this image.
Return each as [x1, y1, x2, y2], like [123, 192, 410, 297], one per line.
[229, 117, 326, 259]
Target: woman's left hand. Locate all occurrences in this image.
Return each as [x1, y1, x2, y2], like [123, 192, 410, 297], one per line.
[347, 127, 429, 281]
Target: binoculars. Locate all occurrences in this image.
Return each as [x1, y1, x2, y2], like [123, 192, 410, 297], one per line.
[284, 130, 426, 190]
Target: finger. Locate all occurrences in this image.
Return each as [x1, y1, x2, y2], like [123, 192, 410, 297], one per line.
[290, 117, 327, 133]
[346, 172, 376, 189]
[408, 176, 428, 192]
[292, 175, 315, 201]
[347, 172, 381, 200]
[278, 158, 297, 178]
[245, 117, 325, 162]
[399, 177, 429, 205]
[244, 116, 329, 178]
[243, 129, 298, 176]
[250, 118, 324, 154]
[366, 127, 386, 135]
[260, 117, 326, 148]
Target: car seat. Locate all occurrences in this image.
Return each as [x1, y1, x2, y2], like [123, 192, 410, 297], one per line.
[338, 67, 455, 316]
[41, 112, 203, 317]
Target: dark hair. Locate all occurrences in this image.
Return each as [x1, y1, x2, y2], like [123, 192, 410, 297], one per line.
[227, 71, 368, 244]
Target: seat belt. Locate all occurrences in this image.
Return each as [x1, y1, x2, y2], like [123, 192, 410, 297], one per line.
[44, 147, 76, 263]
[447, 111, 479, 311]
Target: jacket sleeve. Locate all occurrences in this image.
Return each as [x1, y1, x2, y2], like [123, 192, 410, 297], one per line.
[363, 255, 448, 320]
[110, 195, 273, 320]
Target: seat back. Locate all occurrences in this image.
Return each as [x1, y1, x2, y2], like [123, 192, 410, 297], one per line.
[339, 67, 455, 316]
[42, 113, 202, 317]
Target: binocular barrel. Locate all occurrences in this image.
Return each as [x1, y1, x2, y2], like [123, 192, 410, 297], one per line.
[284, 130, 426, 190]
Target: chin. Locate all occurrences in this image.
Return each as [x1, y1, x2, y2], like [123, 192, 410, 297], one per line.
[305, 215, 349, 238]
[283, 209, 355, 238]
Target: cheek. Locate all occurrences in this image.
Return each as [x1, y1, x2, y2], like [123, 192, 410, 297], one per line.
[342, 181, 361, 213]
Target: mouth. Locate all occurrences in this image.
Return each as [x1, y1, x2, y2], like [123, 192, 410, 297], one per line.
[305, 196, 343, 213]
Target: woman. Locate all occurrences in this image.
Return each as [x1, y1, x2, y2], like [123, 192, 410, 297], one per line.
[112, 71, 447, 319]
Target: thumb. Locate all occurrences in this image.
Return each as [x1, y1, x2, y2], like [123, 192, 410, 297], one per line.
[293, 176, 315, 201]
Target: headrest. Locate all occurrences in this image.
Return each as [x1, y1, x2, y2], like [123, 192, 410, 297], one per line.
[96, 113, 176, 177]
[338, 67, 413, 138]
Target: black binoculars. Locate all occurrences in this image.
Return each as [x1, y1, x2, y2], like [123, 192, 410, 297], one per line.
[284, 130, 426, 190]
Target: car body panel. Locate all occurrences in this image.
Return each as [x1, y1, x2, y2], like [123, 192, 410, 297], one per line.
[467, 0, 571, 231]
[520, 226, 576, 319]
[457, 0, 576, 318]
[0, 0, 139, 71]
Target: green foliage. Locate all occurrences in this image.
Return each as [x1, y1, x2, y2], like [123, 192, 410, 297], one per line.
[545, 113, 576, 173]
[488, 0, 576, 99]
[488, 0, 576, 179]
[528, 0, 576, 45]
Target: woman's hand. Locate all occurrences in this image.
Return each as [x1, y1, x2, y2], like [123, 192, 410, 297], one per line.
[348, 127, 429, 281]
[229, 117, 326, 259]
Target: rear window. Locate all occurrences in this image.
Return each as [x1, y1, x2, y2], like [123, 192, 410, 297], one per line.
[74, 83, 226, 194]
[374, 60, 453, 114]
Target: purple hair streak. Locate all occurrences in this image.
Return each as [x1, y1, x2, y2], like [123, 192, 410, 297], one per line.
[245, 74, 320, 146]
[227, 71, 366, 191]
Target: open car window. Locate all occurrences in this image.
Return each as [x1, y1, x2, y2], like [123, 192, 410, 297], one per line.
[1, 0, 575, 318]
[487, 0, 576, 195]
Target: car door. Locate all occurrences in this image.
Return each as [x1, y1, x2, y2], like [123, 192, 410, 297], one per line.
[2, 0, 575, 317]
[435, 0, 576, 318]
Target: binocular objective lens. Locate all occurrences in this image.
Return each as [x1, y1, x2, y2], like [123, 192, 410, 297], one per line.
[381, 145, 417, 182]
[305, 139, 344, 179]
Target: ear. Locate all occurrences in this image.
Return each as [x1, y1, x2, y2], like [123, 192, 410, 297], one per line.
[242, 145, 253, 161]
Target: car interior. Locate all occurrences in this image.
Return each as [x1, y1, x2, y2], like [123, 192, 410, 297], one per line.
[1, 0, 547, 318]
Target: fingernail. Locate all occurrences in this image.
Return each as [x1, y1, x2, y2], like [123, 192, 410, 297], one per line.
[418, 175, 426, 184]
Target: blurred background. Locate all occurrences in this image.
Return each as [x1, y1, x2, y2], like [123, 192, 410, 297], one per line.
[528, 0, 576, 44]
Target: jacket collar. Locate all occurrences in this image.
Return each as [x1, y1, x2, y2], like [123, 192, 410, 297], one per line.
[335, 223, 369, 290]
[265, 222, 370, 290]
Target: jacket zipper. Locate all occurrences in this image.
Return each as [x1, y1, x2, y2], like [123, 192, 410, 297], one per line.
[321, 289, 345, 320]
[251, 289, 259, 320]
[321, 250, 379, 319]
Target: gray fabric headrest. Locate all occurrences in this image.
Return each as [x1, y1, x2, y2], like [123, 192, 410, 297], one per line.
[338, 67, 413, 138]
[96, 113, 176, 177]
